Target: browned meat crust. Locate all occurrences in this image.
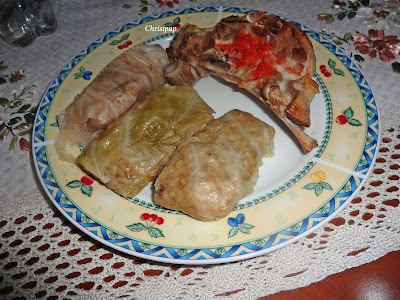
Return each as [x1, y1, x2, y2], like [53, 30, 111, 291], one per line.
[166, 12, 319, 153]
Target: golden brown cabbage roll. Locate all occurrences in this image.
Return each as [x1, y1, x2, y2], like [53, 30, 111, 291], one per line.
[154, 109, 275, 221]
[76, 86, 215, 197]
[56, 44, 168, 161]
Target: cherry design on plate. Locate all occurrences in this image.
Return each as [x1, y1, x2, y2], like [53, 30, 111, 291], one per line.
[319, 64, 332, 77]
[80, 175, 94, 185]
[319, 59, 345, 77]
[335, 107, 362, 126]
[118, 40, 132, 50]
[141, 213, 164, 225]
[126, 213, 165, 238]
[66, 175, 94, 196]
[336, 114, 348, 124]
[109, 33, 132, 49]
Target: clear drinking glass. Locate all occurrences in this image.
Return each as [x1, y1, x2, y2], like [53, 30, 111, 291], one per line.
[0, 0, 57, 47]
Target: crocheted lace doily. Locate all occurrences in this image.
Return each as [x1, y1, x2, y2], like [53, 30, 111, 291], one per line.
[1, 109, 398, 299]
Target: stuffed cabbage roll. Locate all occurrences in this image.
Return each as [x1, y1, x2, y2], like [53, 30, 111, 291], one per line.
[56, 44, 168, 161]
[154, 109, 275, 221]
[76, 86, 215, 197]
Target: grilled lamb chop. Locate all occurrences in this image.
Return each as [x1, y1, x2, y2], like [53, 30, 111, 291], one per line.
[166, 12, 320, 153]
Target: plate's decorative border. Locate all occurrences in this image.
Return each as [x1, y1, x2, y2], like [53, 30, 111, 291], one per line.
[312, 32, 379, 176]
[33, 7, 379, 264]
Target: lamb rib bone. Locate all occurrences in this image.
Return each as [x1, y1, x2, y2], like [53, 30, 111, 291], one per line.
[166, 12, 320, 153]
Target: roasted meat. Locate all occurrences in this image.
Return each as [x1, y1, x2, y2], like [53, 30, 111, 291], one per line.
[166, 12, 319, 152]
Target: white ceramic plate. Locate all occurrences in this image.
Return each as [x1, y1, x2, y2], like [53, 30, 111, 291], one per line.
[33, 7, 380, 265]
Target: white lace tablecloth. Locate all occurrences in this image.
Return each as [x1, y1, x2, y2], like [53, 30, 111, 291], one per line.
[1, 0, 399, 299]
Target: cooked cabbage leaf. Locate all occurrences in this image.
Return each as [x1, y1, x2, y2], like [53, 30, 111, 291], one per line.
[76, 86, 215, 197]
[56, 44, 168, 162]
[154, 109, 275, 221]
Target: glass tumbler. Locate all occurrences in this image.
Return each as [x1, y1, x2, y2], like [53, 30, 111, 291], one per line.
[0, 0, 57, 47]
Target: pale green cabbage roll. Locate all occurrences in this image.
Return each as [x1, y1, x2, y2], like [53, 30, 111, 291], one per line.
[76, 86, 215, 197]
[154, 109, 275, 221]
